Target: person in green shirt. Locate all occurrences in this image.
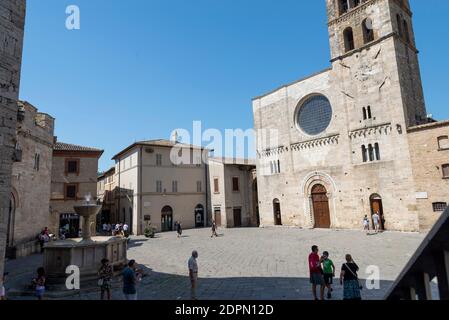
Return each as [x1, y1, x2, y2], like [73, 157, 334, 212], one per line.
[321, 251, 335, 299]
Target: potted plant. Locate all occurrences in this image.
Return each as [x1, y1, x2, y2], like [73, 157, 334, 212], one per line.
[144, 223, 156, 238]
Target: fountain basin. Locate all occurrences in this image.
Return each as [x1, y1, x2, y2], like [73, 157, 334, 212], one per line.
[44, 236, 127, 284]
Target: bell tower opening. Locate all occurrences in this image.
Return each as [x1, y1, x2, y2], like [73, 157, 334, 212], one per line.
[326, 0, 427, 127]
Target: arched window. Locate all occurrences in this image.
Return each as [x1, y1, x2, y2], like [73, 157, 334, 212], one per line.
[362, 145, 368, 163]
[362, 107, 367, 120]
[403, 20, 410, 43]
[375, 143, 381, 161]
[396, 14, 403, 38]
[368, 144, 374, 161]
[362, 18, 375, 43]
[367, 106, 372, 119]
[344, 27, 355, 52]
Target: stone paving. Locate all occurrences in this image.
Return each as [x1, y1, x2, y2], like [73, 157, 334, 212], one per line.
[5, 227, 425, 300]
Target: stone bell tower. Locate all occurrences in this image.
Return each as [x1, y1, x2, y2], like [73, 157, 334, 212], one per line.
[326, 0, 427, 127]
[0, 0, 27, 286]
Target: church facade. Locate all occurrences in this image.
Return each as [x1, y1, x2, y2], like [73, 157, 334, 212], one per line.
[253, 0, 449, 232]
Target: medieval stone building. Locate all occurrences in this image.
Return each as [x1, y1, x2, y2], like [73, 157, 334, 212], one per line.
[253, 0, 449, 232]
[0, 0, 26, 284]
[8, 101, 54, 258]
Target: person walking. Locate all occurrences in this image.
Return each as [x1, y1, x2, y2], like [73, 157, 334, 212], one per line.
[98, 258, 113, 300]
[32, 267, 46, 300]
[321, 251, 335, 299]
[188, 251, 199, 300]
[372, 212, 381, 233]
[340, 254, 362, 300]
[176, 221, 183, 238]
[211, 221, 218, 238]
[363, 215, 370, 232]
[308, 245, 325, 300]
[123, 223, 129, 237]
[122, 260, 139, 300]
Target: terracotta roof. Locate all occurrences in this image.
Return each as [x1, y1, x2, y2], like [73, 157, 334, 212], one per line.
[54, 142, 103, 153]
[112, 139, 207, 160]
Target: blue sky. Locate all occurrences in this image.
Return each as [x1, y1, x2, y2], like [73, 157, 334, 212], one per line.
[20, 0, 449, 171]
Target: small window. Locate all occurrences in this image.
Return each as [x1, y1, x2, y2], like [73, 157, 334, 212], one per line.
[367, 106, 372, 119]
[156, 180, 162, 193]
[375, 143, 381, 161]
[66, 159, 79, 174]
[442, 164, 449, 178]
[197, 181, 202, 193]
[65, 184, 77, 200]
[433, 202, 447, 212]
[172, 180, 178, 193]
[362, 145, 368, 163]
[368, 144, 374, 162]
[156, 154, 162, 166]
[214, 178, 219, 193]
[362, 107, 367, 120]
[232, 177, 240, 192]
[438, 136, 449, 150]
[34, 153, 40, 171]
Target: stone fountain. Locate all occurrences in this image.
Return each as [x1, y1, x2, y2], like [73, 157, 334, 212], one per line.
[43, 194, 127, 284]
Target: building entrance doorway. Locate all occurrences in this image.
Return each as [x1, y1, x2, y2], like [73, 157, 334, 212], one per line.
[214, 207, 222, 227]
[312, 184, 331, 229]
[273, 199, 282, 225]
[233, 208, 242, 227]
[195, 204, 205, 228]
[370, 194, 385, 230]
[161, 206, 173, 232]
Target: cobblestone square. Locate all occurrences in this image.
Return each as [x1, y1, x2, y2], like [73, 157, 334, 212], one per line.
[5, 228, 425, 300]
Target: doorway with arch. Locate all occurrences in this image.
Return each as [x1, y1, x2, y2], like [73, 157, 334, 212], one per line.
[161, 206, 173, 232]
[311, 184, 331, 229]
[273, 199, 282, 226]
[195, 204, 205, 228]
[370, 194, 385, 230]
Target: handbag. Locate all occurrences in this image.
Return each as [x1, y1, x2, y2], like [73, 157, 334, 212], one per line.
[98, 278, 104, 286]
[344, 263, 363, 290]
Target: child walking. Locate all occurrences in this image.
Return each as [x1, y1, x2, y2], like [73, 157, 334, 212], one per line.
[33, 267, 46, 300]
[321, 251, 335, 299]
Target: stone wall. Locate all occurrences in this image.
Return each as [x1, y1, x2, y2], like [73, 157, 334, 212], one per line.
[9, 101, 54, 257]
[408, 121, 449, 230]
[0, 0, 26, 287]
